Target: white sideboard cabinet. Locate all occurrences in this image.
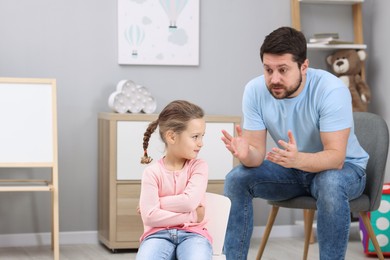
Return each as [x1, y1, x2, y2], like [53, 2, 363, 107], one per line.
[98, 112, 240, 250]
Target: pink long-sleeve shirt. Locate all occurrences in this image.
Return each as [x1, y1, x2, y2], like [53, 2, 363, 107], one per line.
[139, 158, 212, 243]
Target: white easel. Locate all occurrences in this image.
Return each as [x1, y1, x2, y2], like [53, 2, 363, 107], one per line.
[0, 77, 59, 260]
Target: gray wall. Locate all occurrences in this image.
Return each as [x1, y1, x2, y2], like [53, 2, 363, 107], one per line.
[0, 0, 388, 234]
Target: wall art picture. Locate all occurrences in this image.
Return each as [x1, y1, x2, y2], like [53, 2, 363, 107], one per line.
[118, 0, 200, 66]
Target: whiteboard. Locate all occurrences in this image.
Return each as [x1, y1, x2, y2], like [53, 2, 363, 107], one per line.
[0, 78, 57, 166]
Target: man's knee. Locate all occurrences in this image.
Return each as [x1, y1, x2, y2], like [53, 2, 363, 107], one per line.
[314, 176, 348, 212]
[224, 165, 250, 195]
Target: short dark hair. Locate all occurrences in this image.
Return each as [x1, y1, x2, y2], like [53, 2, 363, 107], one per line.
[260, 26, 307, 67]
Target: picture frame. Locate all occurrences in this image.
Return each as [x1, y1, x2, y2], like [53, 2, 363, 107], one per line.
[118, 0, 200, 66]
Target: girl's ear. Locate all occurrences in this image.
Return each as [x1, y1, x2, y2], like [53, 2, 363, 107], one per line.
[165, 130, 176, 144]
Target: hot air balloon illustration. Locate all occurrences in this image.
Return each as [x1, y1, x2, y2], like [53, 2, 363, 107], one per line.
[159, 0, 188, 30]
[124, 25, 145, 57]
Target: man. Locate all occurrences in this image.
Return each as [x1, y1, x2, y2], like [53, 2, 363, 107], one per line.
[221, 26, 368, 260]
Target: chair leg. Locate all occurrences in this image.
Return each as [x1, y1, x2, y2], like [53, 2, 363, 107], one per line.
[359, 212, 384, 260]
[303, 209, 315, 260]
[309, 229, 315, 244]
[303, 209, 316, 244]
[256, 206, 279, 260]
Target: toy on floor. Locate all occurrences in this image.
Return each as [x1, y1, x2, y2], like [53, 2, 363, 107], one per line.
[359, 183, 390, 256]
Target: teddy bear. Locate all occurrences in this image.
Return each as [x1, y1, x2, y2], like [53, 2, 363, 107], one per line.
[326, 49, 371, 112]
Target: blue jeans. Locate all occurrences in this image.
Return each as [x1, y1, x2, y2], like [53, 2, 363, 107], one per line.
[136, 229, 212, 260]
[224, 160, 366, 260]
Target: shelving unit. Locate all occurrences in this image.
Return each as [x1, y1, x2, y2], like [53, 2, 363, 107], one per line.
[97, 113, 240, 250]
[290, 0, 366, 78]
[290, 0, 367, 243]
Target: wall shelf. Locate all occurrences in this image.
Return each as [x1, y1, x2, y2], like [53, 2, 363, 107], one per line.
[307, 43, 367, 50]
[299, 0, 363, 4]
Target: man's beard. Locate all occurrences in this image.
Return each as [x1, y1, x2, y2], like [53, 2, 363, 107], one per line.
[267, 74, 303, 99]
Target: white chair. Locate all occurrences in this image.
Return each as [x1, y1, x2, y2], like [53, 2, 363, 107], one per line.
[205, 192, 231, 260]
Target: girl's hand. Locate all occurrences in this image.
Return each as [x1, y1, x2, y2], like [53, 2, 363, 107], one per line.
[196, 205, 205, 222]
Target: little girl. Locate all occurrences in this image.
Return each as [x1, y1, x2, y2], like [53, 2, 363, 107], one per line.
[136, 100, 212, 260]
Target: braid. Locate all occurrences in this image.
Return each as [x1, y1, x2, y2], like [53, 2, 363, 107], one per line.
[140, 120, 158, 164]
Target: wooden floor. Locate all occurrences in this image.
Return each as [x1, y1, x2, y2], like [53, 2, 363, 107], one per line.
[0, 236, 377, 260]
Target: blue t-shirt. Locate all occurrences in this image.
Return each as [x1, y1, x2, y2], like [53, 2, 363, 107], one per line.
[242, 68, 369, 169]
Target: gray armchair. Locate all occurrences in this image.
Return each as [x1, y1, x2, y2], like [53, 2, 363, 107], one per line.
[256, 112, 389, 260]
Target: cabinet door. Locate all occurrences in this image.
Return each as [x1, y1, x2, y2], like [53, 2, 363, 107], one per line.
[117, 121, 236, 180]
[117, 121, 165, 180]
[198, 122, 235, 179]
[116, 184, 143, 242]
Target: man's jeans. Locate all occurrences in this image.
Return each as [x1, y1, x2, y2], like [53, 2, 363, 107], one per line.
[224, 160, 366, 260]
[136, 229, 212, 260]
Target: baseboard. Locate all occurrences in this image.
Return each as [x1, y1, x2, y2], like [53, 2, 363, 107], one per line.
[0, 231, 99, 248]
[0, 223, 360, 247]
[0, 226, 304, 248]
